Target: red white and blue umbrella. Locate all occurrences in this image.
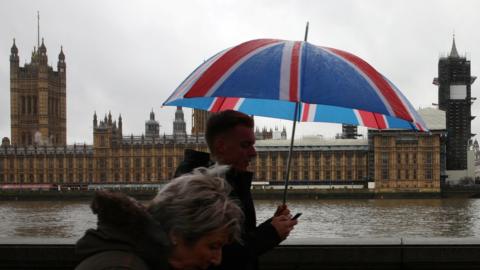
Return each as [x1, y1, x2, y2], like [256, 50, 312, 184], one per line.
[163, 32, 427, 202]
[164, 38, 427, 131]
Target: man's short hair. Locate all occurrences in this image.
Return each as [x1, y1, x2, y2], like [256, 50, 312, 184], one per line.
[205, 110, 254, 152]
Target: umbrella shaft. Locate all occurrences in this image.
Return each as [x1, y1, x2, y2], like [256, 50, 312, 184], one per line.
[283, 102, 299, 205]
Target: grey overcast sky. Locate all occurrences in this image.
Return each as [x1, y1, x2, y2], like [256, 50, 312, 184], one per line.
[1, 0, 480, 144]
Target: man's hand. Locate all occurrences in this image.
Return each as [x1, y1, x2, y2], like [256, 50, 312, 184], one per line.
[274, 204, 290, 217]
[271, 214, 298, 241]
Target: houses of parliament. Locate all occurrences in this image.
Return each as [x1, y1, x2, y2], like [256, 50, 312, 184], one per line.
[2, 36, 477, 193]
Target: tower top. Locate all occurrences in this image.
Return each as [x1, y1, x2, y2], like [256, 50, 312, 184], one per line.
[39, 38, 46, 54]
[58, 46, 65, 61]
[11, 38, 18, 54]
[449, 34, 460, 58]
[150, 109, 155, 120]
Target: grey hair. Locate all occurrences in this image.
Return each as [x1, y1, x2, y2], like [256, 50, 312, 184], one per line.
[148, 165, 244, 245]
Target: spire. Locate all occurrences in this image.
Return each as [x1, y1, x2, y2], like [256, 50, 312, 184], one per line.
[93, 111, 98, 128]
[118, 114, 123, 132]
[39, 38, 46, 54]
[449, 34, 459, 58]
[10, 38, 19, 63]
[11, 38, 18, 55]
[108, 111, 112, 125]
[150, 109, 155, 120]
[58, 46, 65, 61]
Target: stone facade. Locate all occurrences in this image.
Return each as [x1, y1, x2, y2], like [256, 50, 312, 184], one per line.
[0, 109, 444, 193]
[253, 138, 369, 184]
[369, 130, 443, 192]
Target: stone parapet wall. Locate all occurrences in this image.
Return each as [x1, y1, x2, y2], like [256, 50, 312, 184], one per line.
[3, 238, 480, 270]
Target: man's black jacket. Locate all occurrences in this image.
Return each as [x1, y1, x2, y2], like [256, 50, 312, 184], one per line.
[174, 149, 281, 270]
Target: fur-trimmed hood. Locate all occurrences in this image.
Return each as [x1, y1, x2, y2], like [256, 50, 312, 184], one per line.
[76, 191, 171, 269]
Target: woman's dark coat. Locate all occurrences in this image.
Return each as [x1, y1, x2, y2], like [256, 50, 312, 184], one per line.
[75, 191, 171, 270]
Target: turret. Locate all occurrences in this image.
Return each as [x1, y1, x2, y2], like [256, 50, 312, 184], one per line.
[255, 127, 261, 139]
[31, 47, 37, 63]
[173, 106, 187, 138]
[118, 114, 123, 133]
[10, 39, 19, 76]
[281, 126, 287, 139]
[108, 111, 112, 125]
[38, 38, 48, 65]
[145, 110, 160, 138]
[57, 46, 66, 72]
[93, 111, 98, 128]
[175, 106, 184, 120]
[10, 38, 19, 63]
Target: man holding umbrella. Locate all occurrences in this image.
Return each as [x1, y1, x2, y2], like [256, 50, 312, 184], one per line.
[175, 110, 298, 270]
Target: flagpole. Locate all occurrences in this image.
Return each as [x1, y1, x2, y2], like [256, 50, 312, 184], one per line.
[283, 22, 309, 205]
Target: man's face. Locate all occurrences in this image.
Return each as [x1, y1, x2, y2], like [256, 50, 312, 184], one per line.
[214, 125, 257, 171]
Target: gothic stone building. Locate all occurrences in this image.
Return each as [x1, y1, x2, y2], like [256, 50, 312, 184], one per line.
[0, 39, 447, 192]
[10, 39, 66, 146]
[0, 108, 442, 192]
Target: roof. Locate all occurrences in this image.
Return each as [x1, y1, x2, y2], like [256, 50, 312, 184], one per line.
[121, 134, 206, 145]
[0, 145, 94, 155]
[417, 107, 446, 130]
[256, 137, 369, 151]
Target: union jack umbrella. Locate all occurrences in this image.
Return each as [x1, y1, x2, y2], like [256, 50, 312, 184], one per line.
[163, 27, 427, 202]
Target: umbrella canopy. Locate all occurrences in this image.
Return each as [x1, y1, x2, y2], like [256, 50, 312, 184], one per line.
[164, 38, 427, 131]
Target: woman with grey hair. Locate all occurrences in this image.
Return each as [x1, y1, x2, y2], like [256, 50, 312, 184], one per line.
[75, 166, 243, 270]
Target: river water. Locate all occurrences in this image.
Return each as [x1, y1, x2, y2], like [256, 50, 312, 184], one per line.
[1, 199, 480, 240]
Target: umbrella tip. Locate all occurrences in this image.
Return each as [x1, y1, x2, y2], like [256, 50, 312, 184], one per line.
[304, 22, 310, 42]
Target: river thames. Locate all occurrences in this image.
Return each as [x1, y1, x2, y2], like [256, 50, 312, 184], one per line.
[1, 198, 480, 240]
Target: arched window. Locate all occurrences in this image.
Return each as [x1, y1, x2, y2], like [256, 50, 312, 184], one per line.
[21, 96, 26, 114]
[33, 96, 37, 114]
[27, 96, 31, 114]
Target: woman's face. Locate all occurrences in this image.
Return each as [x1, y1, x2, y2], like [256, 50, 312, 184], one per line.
[169, 227, 229, 270]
